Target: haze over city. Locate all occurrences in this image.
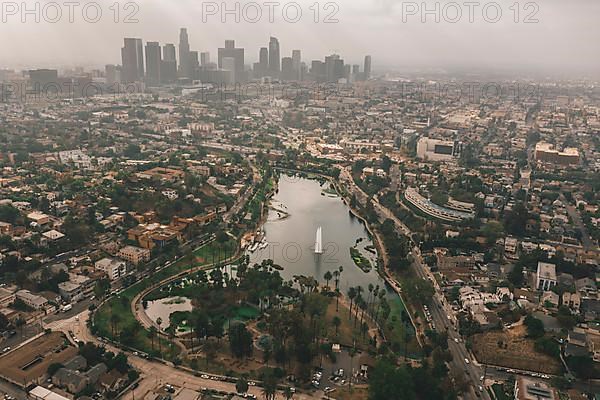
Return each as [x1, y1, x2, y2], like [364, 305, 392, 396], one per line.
[1, 1, 600, 400]
[0, 0, 599, 75]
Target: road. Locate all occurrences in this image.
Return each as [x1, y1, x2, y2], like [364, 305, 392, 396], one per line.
[339, 166, 489, 399]
[560, 193, 594, 251]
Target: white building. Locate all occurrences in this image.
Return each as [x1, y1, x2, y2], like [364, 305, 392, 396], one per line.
[416, 137, 462, 161]
[536, 262, 557, 291]
[94, 258, 127, 281]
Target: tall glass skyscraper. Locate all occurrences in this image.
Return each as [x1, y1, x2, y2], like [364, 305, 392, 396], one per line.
[268, 37, 280, 78]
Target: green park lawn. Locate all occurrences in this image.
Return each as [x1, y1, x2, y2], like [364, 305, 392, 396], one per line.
[93, 239, 237, 361]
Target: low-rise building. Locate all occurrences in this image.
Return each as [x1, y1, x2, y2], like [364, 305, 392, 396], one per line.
[536, 262, 557, 291]
[514, 376, 557, 400]
[94, 258, 126, 281]
[117, 245, 151, 265]
[15, 289, 48, 310]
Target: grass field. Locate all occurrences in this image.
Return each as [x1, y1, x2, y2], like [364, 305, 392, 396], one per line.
[93, 239, 237, 361]
[385, 295, 421, 358]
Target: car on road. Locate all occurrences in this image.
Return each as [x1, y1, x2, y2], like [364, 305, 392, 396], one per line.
[454, 338, 459, 343]
[464, 358, 470, 364]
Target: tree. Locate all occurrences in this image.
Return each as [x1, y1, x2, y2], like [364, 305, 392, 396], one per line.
[524, 314, 544, 339]
[369, 359, 416, 400]
[262, 369, 278, 400]
[0, 312, 9, 331]
[156, 317, 163, 356]
[147, 326, 157, 352]
[229, 322, 253, 359]
[507, 264, 525, 287]
[504, 202, 529, 237]
[236, 377, 249, 394]
[348, 287, 357, 320]
[47, 363, 64, 376]
[323, 271, 333, 290]
[332, 316, 341, 336]
[15, 317, 25, 338]
[381, 155, 392, 173]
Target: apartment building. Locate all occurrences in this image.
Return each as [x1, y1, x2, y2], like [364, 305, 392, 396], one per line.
[117, 245, 151, 265]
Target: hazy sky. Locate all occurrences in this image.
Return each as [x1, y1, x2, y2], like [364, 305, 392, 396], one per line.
[1, 0, 599, 75]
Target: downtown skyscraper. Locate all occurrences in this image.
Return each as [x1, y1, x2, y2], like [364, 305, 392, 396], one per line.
[145, 42, 161, 86]
[121, 38, 144, 83]
[178, 28, 192, 79]
[161, 43, 177, 84]
[292, 50, 301, 80]
[218, 40, 245, 83]
[364, 55, 372, 80]
[268, 37, 280, 78]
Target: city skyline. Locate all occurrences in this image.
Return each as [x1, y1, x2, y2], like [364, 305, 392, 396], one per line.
[0, 0, 599, 76]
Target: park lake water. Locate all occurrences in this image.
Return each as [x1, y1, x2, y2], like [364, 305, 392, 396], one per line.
[145, 296, 193, 329]
[249, 174, 415, 340]
[146, 174, 416, 347]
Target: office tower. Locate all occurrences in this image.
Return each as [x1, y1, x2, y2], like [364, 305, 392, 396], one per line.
[105, 65, 122, 85]
[121, 38, 144, 83]
[259, 47, 268, 68]
[281, 57, 294, 81]
[292, 50, 301, 80]
[200, 52, 210, 66]
[352, 65, 360, 75]
[222, 57, 236, 84]
[163, 43, 176, 63]
[217, 40, 244, 83]
[344, 64, 351, 80]
[254, 47, 268, 78]
[311, 60, 325, 82]
[300, 62, 308, 81]
[145, 42, 161, 86]
[28, 69, 58, 88]
[28, 69, 59, 95]
[161, 43, 177, 84]
[189, 51, 199, 79]
[268, 37, 280, 77]
[325, 54, 344, 82]
[364, 55, 372, 80]
[178, 28, 191, 78]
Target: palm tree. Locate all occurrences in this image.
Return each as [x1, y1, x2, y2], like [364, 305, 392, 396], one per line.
[333, 270, 340, 290]
[332, 316, 341, 336]
[348, 344, 357, 390]
[323, 271, 333, 290]
[156, 317, 163, 357]
[110, 313, 120, 337]
[372, 285, 380, 316]
[148, 326, 157, 351]
[368, 283, 374, 310]
[335, 288, 340, 312]
[347, 287, 357, 320]
[354, 294, 364, 327]
[15, 317, 25, 339]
